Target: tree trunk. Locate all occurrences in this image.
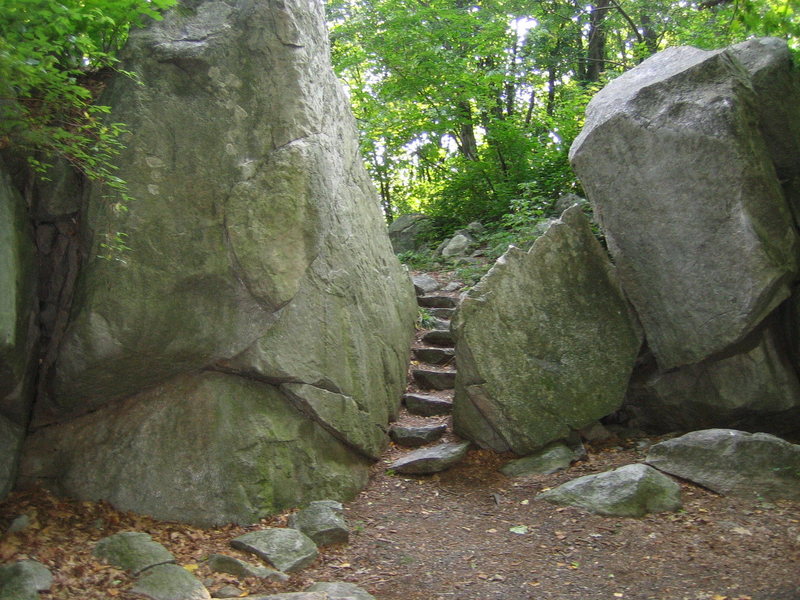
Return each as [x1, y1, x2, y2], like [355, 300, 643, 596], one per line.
[456, 100, 479, 160]
[585, 0, 611, 82]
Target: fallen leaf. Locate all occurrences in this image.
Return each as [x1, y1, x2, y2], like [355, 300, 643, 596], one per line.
[509, 525, 528, 535]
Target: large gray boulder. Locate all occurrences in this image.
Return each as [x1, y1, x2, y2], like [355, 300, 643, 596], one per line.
[646, 429, 800, 501]
[19, 373, 370, 526]
[20, 0, 415, 521]
[452, 206, 641, 454]
[570, 42, 798, 370]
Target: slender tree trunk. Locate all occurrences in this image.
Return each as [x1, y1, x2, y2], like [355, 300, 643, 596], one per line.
[586, 0, 611, 82]
[640, 13, 659, 55]
[456, 100, 479, 160]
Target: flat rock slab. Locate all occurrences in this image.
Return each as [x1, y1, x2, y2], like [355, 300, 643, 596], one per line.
[206, 554, 287, 581]
[231, 528, 318, 573]
[403, 394, 453, 416]
[0, 560, 52, 600]
[131, 564, 210, 600]
[412, 369, 456, 390]
[413, 347, 455, 365]
[417, 295, 458, 309]
[306, 581, 377, 599]
[94, 532, 175, 576]
[538, 463, 681, 517]
[646, 429, 800, 500]
[389, 441, 470, 474]
[420, 329, 454, 347]
[389, 423, 447, 447]
[501, 440, 586, 477]
[288, 500, 349, 547]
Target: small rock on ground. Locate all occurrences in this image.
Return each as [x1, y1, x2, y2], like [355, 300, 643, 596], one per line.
[537, 463, 681, 517]
[231, 528, 318, 573]
[0, 560, 52, 600]
[131, 563, 210, 600]
[206, 554, 288, 581]
[288, 501, 349, 546]
[93, 531, 175, 575]
[501, 440, 585, 477]
[212, 584, 244, 598]
[307, 581, 376, 599]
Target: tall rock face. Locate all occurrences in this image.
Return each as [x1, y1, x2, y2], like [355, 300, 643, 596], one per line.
[452, 206, 641, 455]
[569, 38, 800, 435]
[19, 0, 416, 523]
[0, 159, 37, 498]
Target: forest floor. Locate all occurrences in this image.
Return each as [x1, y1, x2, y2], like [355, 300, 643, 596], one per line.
[1, 269, 799, 600]
[1, 436, 799, 600]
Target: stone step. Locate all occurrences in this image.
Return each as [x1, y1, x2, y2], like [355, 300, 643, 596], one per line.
[417, 295, 458, 309]
[429, 307, 455, 320]
[403, 393, 453, 416]
[420, 329, 454, 347]
[389, 423, 448, 447]
[388, 441, 470, 475]
[413, 347, 455, 366]
[429, 316, 451, 331]
[411, 368, 456, 390]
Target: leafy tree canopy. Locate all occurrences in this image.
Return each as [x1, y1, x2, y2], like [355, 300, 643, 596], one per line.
[327, 0, 798, 232]
[0, 0, 175, 205]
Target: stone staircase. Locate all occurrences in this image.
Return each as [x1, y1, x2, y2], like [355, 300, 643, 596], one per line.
[387, 277, 470, 474]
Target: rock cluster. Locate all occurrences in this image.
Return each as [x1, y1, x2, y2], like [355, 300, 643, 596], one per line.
[534, 429, 800, 517]
[83, 502, 375, 599]
[453, 38, 800, 456]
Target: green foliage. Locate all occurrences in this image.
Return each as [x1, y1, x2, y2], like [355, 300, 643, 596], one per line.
[329, 0, 797, 230]
[416, 307, 438, 330]
[396, 249, 442, 271]
[0, 0, 175, 204]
